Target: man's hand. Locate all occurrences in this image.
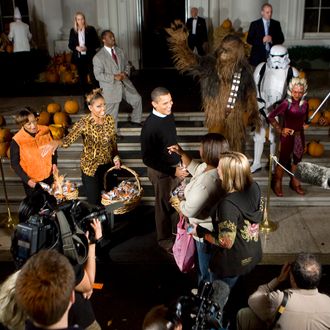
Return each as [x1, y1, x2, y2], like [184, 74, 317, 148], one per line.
[277, 262, 291, 283]
[114, 73, 125, 81]
[263, 35, 272, 43]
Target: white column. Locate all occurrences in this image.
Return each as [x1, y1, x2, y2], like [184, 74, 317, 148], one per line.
[231, 0, 263, 31]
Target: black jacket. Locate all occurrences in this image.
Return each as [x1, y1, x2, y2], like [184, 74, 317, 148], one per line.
[247, 18, 284, 66]
[68, 25, 100, 63]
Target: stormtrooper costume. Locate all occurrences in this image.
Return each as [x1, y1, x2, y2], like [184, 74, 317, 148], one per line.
[250, 45, 299, 173]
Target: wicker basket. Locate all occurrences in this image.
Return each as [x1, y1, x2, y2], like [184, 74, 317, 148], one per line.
[64, 189, 79, 200]
[101, 165, 143, 214]
[170, 195, 181, 214]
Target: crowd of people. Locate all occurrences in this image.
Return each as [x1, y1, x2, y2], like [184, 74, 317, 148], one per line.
[1, 2, 329, 330]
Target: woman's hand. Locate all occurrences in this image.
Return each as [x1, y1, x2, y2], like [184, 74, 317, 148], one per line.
[281, 128, 294, 137]
[40, 140, 61, 158]
[168, 144, 183, 156]
[114, 158, 121, 169]
[27, 179, 36, 188]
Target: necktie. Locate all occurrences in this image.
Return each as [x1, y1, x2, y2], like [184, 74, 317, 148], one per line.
[265, 21, 270, 52]
[111, 48, 118, 64]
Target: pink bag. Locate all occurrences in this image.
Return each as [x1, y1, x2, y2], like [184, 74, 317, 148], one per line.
[172, 214, 196, 273]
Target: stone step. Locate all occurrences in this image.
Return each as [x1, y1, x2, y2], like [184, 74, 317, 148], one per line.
[1, 182, 329, 214]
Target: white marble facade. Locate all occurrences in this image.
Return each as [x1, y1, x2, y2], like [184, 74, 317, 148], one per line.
[26, 0, 330, 69]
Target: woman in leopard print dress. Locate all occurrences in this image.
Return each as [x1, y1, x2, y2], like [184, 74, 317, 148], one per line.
[47, 88, 121, 205]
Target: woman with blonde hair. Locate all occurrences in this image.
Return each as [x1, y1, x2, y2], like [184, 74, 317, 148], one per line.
[191, 152, 263, 289]
[68, 11, 100, 91]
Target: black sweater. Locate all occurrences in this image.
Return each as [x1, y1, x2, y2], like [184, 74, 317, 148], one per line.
[140, 112, 180, 176]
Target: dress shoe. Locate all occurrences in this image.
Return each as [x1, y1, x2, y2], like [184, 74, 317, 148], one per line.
[289, 181, 305, 195]
[128, 121, 143, 128]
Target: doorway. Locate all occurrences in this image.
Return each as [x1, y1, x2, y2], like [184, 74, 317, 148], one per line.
[140, 0, 186, 68]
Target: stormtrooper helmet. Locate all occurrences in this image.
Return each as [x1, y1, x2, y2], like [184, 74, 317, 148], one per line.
[267, 45, 290, 69]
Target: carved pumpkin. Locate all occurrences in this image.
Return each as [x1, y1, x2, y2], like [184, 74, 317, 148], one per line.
[49, 124, 64, 140]
[308, 110, 321, 125]
[64, 99, 79, 114]
[37, 111, 51, 125]
[307, 140, 324, 157]
[53, 112, 69, 127]
[308, 98, 321, 111]
[0, 115, 5, 127]
[47, 103, 61, 114]
[0, 142, 10, 157]
[0, 128, 12, 142]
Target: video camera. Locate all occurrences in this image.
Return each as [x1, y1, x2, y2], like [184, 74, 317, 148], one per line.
[11, 199, 113, 268]
[169, 281, 230, 330]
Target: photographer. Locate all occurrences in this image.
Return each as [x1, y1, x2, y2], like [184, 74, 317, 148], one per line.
[13, 189, 103, 330]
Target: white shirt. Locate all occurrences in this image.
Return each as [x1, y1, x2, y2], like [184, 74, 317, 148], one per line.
[8, 20, 32, 52]
[192, 17, 198, 34]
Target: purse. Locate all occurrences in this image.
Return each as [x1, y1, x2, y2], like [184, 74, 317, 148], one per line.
[172, 214, 196, 273]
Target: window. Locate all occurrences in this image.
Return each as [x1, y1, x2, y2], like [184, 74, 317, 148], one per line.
[304, 0, 330, 33]
[0, 0, 29, 33]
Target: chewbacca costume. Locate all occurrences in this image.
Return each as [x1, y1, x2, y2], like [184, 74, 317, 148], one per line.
[166, 21, 260, 152]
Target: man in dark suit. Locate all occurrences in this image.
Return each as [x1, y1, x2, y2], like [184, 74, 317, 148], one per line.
[247, 3, 284, 66]
[186, 7, 208, 55]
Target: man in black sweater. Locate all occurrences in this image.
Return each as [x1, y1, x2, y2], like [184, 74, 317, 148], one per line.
[141, 87, 189, 253]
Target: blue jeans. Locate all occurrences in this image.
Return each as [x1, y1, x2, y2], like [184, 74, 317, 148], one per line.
[195, 240, 212, 284]
[211, 272, 239, 290]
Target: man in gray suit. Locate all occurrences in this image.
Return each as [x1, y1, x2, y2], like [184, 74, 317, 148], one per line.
[93, 30, 142, 129]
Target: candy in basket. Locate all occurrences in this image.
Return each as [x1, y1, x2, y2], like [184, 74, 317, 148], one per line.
[39, 168, 78, 202]
[170, 179, 188, 214]
[101, 165, 143, 214]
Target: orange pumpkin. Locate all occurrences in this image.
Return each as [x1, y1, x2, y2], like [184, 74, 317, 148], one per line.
[0, 128, 12, 142]
[308, 110, 321, 125]
[307, 140, 324, 157]
[308, 98, 321, 111]
[53, 112, 69, 127]
[298, 70, 306, 79]
[6, 44, 13, 53]
[49, 124, 64, 140]
[65, 52, 72, 63]
[37, 111, 51, 125]
[46, 71, 60, 83]
[47, 103, 61, 114]
[323, 110, 330, 122]
[0, 115, 5, 127]
[0, 142, 10, 157]
[61, 71, 74, 84]
[64, 99, 79, 114]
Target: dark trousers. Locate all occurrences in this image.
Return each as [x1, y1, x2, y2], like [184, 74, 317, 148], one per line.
[23, 175, 53, 197]
[188, 35, 205, 55]
[81, 164, 117, 206]
[147, 167, 180, 242]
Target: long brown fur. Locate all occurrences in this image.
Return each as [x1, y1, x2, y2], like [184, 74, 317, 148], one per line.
[166, 21, 261, 152]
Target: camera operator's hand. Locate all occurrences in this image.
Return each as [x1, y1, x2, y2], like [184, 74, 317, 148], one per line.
[90, 218, 102, 241]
